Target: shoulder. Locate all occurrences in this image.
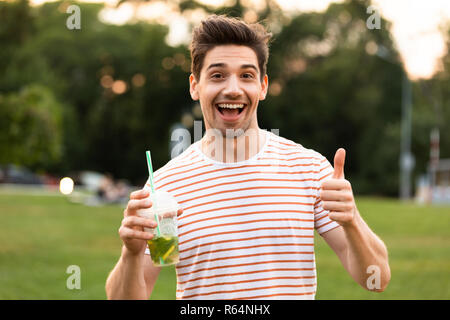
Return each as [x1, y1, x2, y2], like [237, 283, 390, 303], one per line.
[143, 143, 203, 189]
[266, 131, 329, 163]
[153, 143, 201, 177]
[265, 132, 333, 181]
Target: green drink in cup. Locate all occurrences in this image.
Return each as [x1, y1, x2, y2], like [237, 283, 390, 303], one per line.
[139, 190, 180, 266]
[137, 151, 180, 267]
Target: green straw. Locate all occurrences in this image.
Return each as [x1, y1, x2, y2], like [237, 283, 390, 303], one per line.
[146, 150, 164, 265]
[146, 151, 155, 193]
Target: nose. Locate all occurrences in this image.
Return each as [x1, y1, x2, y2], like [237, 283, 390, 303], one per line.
[223, 75, 243, 97]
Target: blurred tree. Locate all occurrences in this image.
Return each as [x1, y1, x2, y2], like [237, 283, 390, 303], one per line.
[259, 0, 404, 195]
[1, 1, 192, 184]
[0, 84, 63, 171]
[429, 29, 450, 161]
[137, 0, 406, 195]
[411, 27, 450, 178]
[2, 0, 446, 196]
[117, 0, 282, 18]
[0, 0, 35, 90]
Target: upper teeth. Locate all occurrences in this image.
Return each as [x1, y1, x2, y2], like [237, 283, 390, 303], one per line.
[218, 104, 244, 109]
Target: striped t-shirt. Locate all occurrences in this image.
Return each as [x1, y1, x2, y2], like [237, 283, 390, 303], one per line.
[145, 130, 340, 300]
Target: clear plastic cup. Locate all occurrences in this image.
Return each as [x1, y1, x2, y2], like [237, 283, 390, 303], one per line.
[137, 190, 180, 267]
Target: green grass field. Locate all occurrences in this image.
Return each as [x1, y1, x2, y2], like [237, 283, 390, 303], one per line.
[0, 191, 449, 299]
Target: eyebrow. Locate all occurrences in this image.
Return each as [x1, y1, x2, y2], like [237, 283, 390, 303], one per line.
[206, 63, 258, 72]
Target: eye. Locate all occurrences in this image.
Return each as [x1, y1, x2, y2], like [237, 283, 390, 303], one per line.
[211, 73, 223, 79]
[242, 73, 255, 79]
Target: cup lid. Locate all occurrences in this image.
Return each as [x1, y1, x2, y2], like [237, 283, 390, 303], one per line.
[150, 190, 179, 212]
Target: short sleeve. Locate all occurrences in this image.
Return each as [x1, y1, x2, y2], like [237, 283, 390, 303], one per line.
[314, 156, 341, 235]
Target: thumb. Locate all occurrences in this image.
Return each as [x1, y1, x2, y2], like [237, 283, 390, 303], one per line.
[332, 148, 346, 179]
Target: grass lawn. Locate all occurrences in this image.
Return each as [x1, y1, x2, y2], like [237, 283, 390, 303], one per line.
[0, 191, 449, 299]
[315, 197, 450, 299]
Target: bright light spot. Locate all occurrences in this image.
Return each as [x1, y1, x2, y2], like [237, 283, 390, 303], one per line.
[173, 53, 186, 66]
[60, 177, 74, 195]
[269, 81, 283, 96]
[242, 0, 267, 12]
[135, 1, 171, 22]
[401, 31, 446, 80]
[131, 74, 146, 87]
[365, 41, 378, 55]
[197, 0, 235, 8]
[243, 10, 258, 23]
[166, 16, 190, 47]
[276, 0, 345, 12]
[373, 0, 450, 79]
[162, 57, 175, 70]
[192, 103, 203, 118]
[100, 75, 114, 88]
[181, 113, 194, 128]
[112, 80, 127, 94]
[98, 2, 134, 25]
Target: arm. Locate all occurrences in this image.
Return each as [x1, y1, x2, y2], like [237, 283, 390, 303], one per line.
[321, 211, 390, 291]
[105, 189, 160, 299]
[320, 148, 391, 292]
[106, 246, 160, 300]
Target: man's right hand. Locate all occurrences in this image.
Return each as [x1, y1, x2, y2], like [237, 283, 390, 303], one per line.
[119, 189, 156, 256]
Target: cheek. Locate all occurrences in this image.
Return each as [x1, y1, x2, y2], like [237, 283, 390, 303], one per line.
[246, 85, 262, 107]
[246, 83, 263, 99]
[202, 85, 221, 103]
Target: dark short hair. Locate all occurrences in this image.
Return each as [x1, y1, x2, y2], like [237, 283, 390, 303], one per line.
[190, 15, 272, 82]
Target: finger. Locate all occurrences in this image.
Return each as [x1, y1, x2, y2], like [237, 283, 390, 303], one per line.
[320, 190, 353, 202]
[321, 179, 352, 191]
[123, 216, 158, 229]
[323, 200, 353, 212]
[161, 208, 183, 218]
[119, 226, 154, 241]
[328, 211, 353, 224]
[126, 198, 152, 214]
[130, 189, 150, 200]
[332, 148, 346, 179]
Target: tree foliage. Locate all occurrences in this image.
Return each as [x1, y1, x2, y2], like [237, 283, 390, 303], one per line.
[0, 84, 63, 169]
[259, 0, 403, 195]
[1, 0, 449, 195]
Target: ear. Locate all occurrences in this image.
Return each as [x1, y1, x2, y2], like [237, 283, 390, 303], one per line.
[189, 74, 199, 101]
[259, 74, 269, 101]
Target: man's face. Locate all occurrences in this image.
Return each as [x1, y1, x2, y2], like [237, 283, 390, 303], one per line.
[189, 45, 268, 136]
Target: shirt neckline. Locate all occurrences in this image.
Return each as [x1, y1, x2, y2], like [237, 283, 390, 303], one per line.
[193, 129, 272, 167]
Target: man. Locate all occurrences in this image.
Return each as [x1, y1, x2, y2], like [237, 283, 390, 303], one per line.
[106, 15, 390, 300]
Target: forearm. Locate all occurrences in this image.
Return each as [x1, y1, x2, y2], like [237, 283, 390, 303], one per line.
[343, 209, 391, 291]
[106, 246, 148, 300]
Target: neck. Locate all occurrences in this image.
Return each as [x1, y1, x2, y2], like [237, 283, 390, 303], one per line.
[200, 127, 266, 163]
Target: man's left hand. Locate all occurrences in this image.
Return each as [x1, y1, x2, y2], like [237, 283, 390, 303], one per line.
[320, 148, 357, 226]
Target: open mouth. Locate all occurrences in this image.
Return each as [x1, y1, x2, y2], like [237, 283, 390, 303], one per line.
[215, 103, 246, 121]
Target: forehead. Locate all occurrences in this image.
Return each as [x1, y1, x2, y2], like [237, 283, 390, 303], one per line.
[203, 45, 259, 71]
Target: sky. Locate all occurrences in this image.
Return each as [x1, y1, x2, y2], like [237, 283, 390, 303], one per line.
[29, 0, 450, 80]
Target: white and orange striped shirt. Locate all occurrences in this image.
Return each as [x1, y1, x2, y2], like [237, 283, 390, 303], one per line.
[145, 130, 340, 300]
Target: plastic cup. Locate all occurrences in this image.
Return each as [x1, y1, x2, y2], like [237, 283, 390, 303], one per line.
[137, 190, 180, 267]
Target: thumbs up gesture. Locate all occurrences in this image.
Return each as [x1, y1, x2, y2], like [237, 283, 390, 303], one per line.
[320, 148, 357, 226]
